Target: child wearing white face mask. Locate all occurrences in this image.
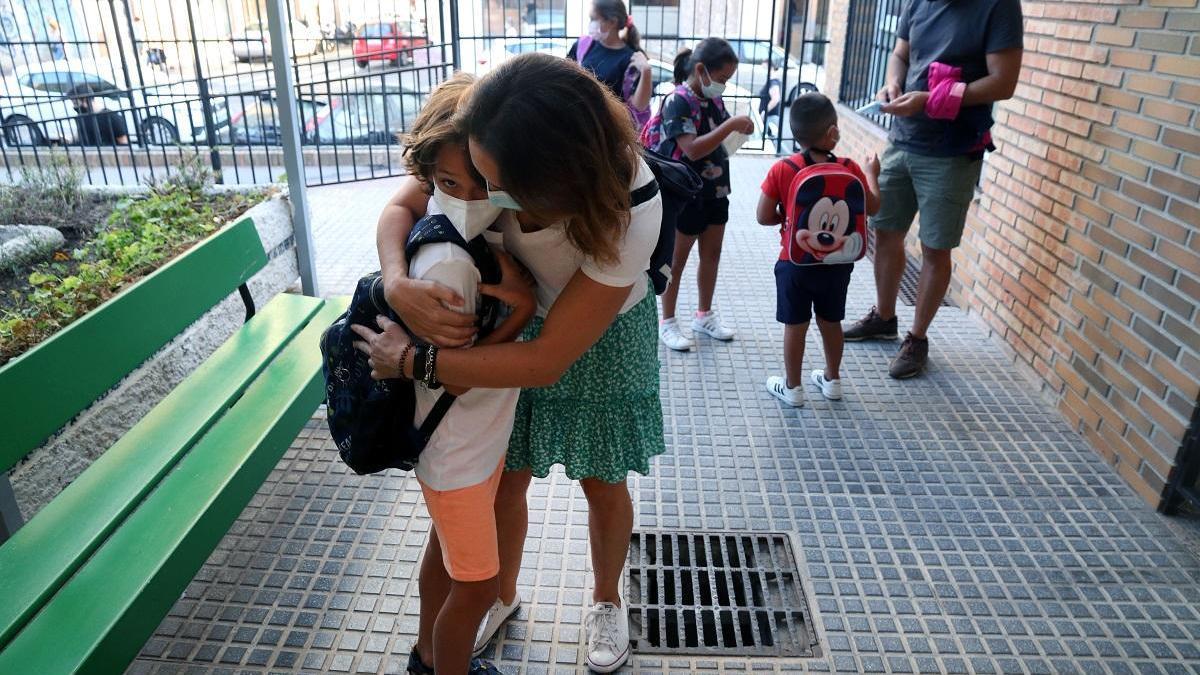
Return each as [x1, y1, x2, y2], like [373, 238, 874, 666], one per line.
[394, 73, 537, 675]
[641, 38, 754, 353]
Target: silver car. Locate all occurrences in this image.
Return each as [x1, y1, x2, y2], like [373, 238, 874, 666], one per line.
[0, 60, 229, 146]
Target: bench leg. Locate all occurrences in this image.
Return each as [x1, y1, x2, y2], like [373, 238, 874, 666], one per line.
[0, 473, 23, 543]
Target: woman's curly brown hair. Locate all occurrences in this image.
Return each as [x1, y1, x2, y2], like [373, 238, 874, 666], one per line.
[461, 53, 641, 265]
[401, 71, 481, 193]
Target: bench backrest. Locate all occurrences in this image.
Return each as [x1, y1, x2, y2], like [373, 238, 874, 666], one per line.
[0, 216, 269, 471]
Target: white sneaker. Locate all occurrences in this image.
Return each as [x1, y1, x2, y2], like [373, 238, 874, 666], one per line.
[585, 601, 630, 673]
[691, 311, 736, 341]
[811, 370, 843, 400]
[659, 318, 694, 352]
[766, 376, 805, 407]
[472, 595, 522, 656]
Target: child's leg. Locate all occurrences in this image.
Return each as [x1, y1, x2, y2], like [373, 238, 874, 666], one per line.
[661, 232, 698, 320]
[414, 529, 450, 668]
[783, 322, 808, 389]
[696, 224, 727, 313]
[434, 576, 500, 673]
[494, 468, 533, 605]
[814, 317, 844, 381]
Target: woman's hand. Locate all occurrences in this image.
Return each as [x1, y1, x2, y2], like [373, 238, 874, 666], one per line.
[479, 251, 537, 312]
[383, 275, 478, 348]
[350, 315, 412, 380]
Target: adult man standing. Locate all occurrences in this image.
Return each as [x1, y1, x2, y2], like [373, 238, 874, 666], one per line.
[844, 0, 1023, 378]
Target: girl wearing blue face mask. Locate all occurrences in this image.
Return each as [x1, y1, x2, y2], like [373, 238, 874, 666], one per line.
[647, 38, 754, 353]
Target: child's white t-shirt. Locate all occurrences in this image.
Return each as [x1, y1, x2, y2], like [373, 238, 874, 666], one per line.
[409, 206, 518, 492]
[496, 157, 662, 317]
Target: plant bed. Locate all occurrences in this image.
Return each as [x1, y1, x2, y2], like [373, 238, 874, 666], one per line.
[0, 159, 269, 366]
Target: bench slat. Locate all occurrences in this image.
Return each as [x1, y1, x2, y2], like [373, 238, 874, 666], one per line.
[0, 298, 347, 674]
[0, 293, 324, 651]
[0, 217, 269, 470]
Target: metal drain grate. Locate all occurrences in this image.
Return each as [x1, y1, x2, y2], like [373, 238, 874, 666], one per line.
[626, 531, 819, 657]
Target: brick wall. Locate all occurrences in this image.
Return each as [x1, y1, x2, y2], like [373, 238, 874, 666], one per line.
[824, 0, 1200, 508]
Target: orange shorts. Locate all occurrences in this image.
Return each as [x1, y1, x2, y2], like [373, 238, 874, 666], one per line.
[418, 457, 504, 582]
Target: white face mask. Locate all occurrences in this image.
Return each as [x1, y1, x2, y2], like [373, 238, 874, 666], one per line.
[587, 19, 604, 40]
[433, 187, 503, 236]
[699, 65, 726, 99]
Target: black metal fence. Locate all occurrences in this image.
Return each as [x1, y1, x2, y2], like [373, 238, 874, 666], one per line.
[839, 0, 902, 128]
[1, 0, 831, 186]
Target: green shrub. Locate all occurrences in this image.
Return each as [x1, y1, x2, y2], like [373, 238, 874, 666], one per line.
[0, 158, 86, 226]
[0, 183, 263, 365]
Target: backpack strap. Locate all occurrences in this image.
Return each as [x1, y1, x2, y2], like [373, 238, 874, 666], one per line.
[801, 149, 838, 166]
[406, 214, 502, 336]
[575, 35, 593, 63]
[417, 391, 457, 442]
[782, 158, 802, 172]
[631, 178, 659, 207]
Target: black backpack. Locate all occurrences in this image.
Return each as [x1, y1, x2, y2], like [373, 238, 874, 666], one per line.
[319, 214, 500, 475]
[638, 149, 702, 294]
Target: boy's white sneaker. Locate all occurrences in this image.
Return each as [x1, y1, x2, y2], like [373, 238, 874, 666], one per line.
[473, 595, 522, 656]
[692, 311, 736, 341]
[659, 318, 694, 352]
[766, 376, 805, 407]
[585, 601, 631, 673]
[811, 370, 843, 400]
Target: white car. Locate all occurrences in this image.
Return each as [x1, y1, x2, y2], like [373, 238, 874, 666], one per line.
[0, 60, 229, 146]
[231, 21, 324, 62]
[468, 37, 572, 74]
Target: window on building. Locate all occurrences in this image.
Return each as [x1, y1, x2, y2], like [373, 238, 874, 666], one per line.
[840, 0, 904, 128]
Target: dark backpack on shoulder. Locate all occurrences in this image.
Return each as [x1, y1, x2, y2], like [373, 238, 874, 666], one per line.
[638, 148, 702, 295]
[320, 214, 500, 475]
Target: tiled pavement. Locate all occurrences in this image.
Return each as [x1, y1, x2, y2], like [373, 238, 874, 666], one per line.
[128, 158, 1200, 674]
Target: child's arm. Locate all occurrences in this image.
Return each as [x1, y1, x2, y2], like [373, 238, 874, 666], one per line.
[756, 193, 784, 225]
[863, 154, 882, 216]
[674, 114, 754, 161]
[438, 251, 537, 396]
[377, 176, 478, 347]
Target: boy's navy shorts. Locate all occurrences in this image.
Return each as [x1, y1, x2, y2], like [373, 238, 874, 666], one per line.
[774, 261, 853, 324]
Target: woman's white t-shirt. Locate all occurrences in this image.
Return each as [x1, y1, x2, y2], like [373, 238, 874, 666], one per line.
[497, 157, 662, 317]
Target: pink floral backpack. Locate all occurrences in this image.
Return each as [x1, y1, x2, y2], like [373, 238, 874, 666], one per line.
[639, 84, 724, 156]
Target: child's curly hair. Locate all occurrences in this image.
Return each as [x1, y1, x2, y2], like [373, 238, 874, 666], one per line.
[401, 72, 482, 193]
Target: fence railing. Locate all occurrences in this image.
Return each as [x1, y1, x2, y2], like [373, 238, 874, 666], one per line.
[1, 0, 834, 185]
[840, 0, 902, 129]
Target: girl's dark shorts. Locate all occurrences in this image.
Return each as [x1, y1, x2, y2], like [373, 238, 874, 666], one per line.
[676, 197, 730, 236]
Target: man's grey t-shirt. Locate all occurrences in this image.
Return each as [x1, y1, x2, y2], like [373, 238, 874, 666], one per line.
[890, 0, 1024, 157]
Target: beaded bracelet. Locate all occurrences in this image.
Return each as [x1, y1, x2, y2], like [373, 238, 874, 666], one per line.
[398, 343, 416, 380]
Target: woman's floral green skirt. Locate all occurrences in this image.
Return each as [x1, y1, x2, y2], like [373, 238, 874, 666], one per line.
[506, 291, 664, 483]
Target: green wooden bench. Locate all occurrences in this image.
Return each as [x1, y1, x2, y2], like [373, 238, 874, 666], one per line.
[0, 215, 346, 674]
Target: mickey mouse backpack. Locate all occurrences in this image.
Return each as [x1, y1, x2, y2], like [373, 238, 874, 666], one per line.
[781, 150, 867, 266]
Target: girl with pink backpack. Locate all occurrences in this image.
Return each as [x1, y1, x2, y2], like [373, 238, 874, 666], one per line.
[569, 0, 653, 128]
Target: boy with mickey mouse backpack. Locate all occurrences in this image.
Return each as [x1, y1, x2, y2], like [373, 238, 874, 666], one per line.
[756, 93, 882, 407]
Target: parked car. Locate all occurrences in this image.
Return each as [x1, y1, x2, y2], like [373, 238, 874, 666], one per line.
[228, 88, 425, 146]
[520, 9, 568, 37]
[231, 21, 324, 62]
[0, 60, 229, 146]
[354, 21, 429, 68]
[471, 37, 572, 74]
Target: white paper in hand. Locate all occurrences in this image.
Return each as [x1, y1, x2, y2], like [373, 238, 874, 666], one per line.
[722, 130, 750, 156]
[856, 100, 884, 116]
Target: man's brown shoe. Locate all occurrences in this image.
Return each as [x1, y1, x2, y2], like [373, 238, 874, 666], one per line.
[889, 332, 929, 379]
[845, 306, 900, 342]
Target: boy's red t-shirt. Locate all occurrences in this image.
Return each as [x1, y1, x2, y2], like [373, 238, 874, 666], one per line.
[761, 152, 869, 262]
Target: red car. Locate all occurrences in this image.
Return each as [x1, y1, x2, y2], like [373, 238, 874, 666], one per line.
[354, 21, 428, 67]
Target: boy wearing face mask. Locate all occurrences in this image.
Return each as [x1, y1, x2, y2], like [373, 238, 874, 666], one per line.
[643, 37, 754, 353]
[396, 73, 536, 675]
